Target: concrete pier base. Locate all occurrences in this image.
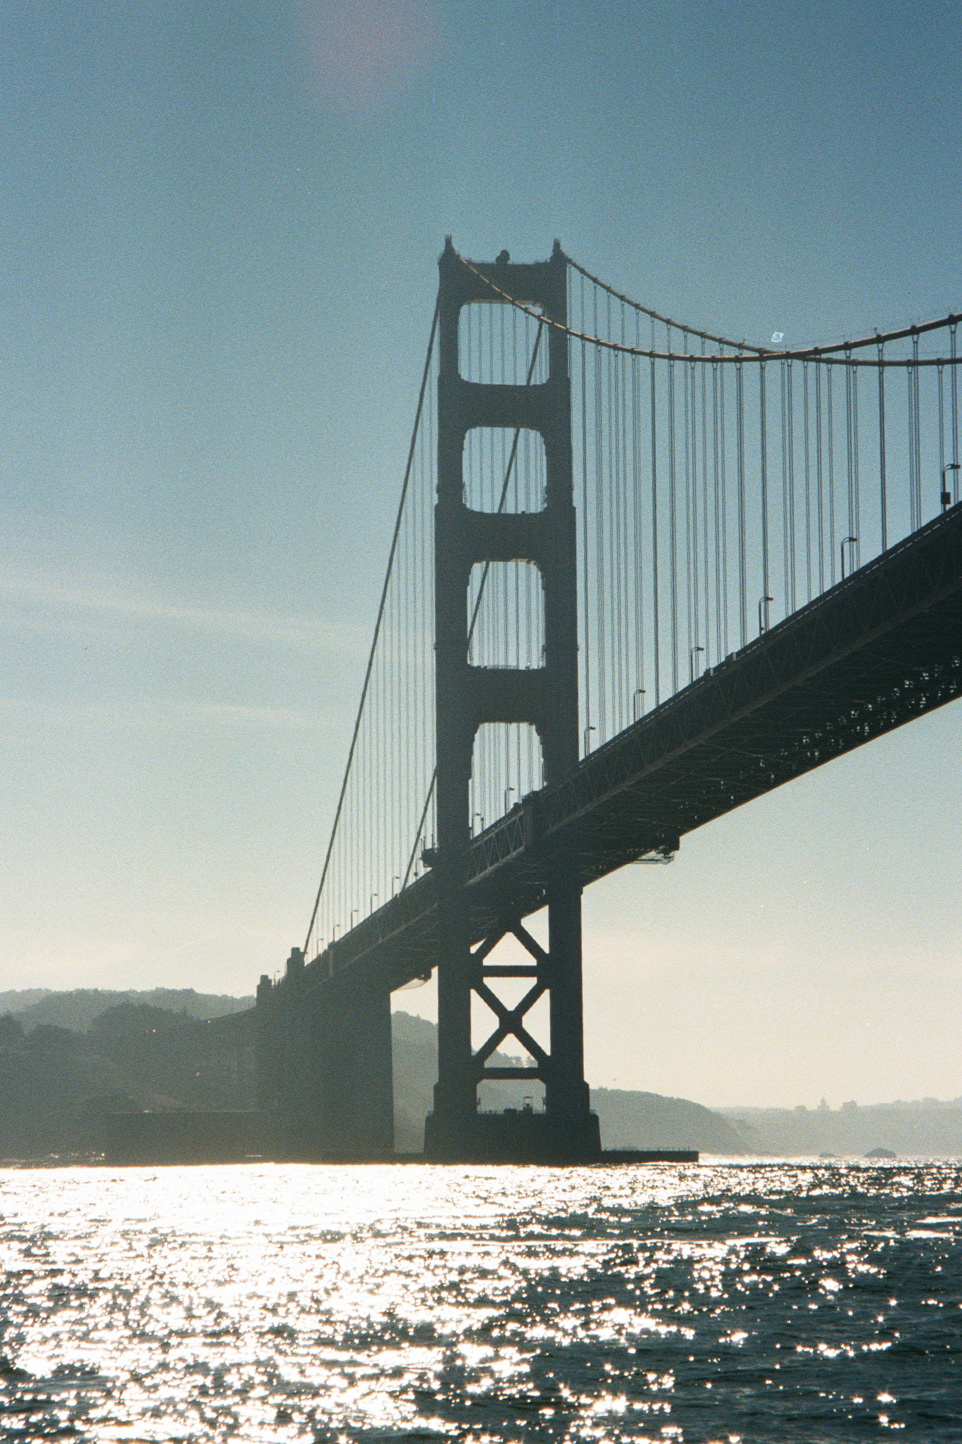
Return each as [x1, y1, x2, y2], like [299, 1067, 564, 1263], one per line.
[257, 954, 394, 1161]
[424, 1107, 601, 1164]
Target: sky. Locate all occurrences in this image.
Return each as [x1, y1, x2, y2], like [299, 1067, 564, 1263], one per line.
[2, 0, 961, 1109]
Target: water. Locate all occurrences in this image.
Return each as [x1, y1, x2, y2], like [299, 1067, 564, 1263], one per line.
[0, 1161, 959, 1442]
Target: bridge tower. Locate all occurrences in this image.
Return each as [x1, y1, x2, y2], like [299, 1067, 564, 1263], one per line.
[424, 240, 601, 1162]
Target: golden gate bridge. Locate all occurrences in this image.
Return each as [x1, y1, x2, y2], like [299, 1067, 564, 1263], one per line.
[254, 240, 962, 1163]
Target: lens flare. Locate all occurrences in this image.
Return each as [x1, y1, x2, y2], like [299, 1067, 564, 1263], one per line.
[299, 0, 443, 114]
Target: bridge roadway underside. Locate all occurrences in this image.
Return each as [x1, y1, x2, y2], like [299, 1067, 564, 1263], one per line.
[311, 504, 962, 997]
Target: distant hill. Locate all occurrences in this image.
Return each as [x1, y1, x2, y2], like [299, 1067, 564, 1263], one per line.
[722, 1099, 962, 1158]
[392, 1010, 441, 1151]
[0, 989, 49, 1014]
[0, 988, 254, 1033]
[592, 1088, 748, 1155]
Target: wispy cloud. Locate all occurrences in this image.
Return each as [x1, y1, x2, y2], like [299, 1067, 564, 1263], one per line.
[0, 563, 367, 653]
[186, 700, 332, 730]
[0, 695, 340, 733]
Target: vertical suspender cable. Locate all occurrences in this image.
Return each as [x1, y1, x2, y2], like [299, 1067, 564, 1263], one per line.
[815, 366, 825, 593]
[594, 289, 606, 740]
[718, 359, 729, 656]
[845, 353, 856, 567]
[803, 363, 812, 601]
[647, 333, 655, 704]
[618, 305, 627, 722]
[632, 328, 645, 713]
[952, 323, 960, 499]
[700, 341, 711, 663]
[827, 369, 836, 583]
[736, 361, 747, 648]
[878, 343, 887, 551]
[780, 362, 789, 615]
[786, 361, 796, 612]
[712, 360, 722, 660]
[759, 361, 770, 631]
[303, 301, 441, 956]
[908, 358, 916, 530]
[912, 332, 922, 527]
[850, 363, 860, 566]
[624, 310, 634, 716]
[684, 359, 695, 664]
[610, 298, 622, 725]
[402, 314, 546, 886]
[668, 351, 679, 692]
[581, 306, 592, 751]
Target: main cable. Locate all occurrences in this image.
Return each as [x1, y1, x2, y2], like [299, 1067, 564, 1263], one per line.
[451, 248, 962, 367]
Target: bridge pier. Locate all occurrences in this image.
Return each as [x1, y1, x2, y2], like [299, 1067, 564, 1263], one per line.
[424, 240, 600, 1164]
[424, 874, 599, 1163]
[256, 949, 394, 1160]
[544, 880, 592, 1121]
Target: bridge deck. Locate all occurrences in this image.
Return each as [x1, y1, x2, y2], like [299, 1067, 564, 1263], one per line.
[307, 504, 962, 995]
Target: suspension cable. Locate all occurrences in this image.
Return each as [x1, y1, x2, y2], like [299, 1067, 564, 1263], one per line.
[303, 301, 440, 954]
[451, 247, 962, 367]
[565, 249, 767, 353]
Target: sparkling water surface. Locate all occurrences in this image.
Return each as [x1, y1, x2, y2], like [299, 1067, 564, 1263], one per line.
[0, 1161, 959, 1442]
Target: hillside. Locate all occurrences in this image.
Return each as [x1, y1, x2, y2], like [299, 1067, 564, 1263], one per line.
[0, 988, 253, 1032]
[0, 994, 745, 1158]
[0, 1002, 257, 1157]
[592, 1088, 748, 1155]
[723, 1099, 962, 1158]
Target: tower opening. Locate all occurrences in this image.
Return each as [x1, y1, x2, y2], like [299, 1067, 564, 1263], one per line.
[467, 560, 545, 670]
[470, 721, 543, 834]
[458, 302, 549, 385]
[463, 426, 547, 513]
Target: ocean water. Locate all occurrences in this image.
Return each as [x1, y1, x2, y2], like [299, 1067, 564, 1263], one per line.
[0, 1161, 959, 1443]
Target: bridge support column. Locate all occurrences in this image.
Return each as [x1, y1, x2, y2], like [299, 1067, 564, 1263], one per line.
[256, 950, 394, 1160]
[433, 854, 477, 1126]
[545, 880, 590, 1117]
[424, 239, 599, 1164]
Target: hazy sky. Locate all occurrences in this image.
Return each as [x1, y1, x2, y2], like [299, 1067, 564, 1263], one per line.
[2, 0, 961, 1108]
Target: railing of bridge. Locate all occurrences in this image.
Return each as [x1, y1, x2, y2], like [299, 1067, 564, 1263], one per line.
[303, 246, 961, 967]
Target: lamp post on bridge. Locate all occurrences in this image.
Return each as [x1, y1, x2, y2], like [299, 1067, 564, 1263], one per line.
[758, 596, 774, 635]
[840, 536, 858, 580]
[941, 462, 960, 511]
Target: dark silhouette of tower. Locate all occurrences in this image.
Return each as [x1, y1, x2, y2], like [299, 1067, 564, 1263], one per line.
[424, 240, 600, 1162]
